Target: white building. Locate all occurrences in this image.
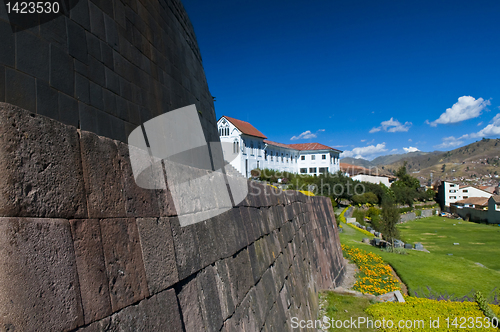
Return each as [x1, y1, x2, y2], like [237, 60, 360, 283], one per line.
[440, 181, 493, 207]
[351, 174, 391, 187]
[217, 116, 341, 178]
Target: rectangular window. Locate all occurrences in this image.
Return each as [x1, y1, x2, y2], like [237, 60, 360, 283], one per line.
[463, 196, 468, 199]
[301, 156, 305, 160]
[462, 189, 468, 193]
[450, 184, 455, 187]
[322, 155, 326, 159]
[450, 190, 456, 193]
[319, 167, 327, 173]
[300, 168, 307, 174]
[311, 155, 316, 160]
[309, 167, 317, 173]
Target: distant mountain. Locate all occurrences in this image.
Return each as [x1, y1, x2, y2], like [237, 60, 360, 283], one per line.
[340, 157, 374, 168]
[380, 138, 500, 186]
[371, 151, 435, 166]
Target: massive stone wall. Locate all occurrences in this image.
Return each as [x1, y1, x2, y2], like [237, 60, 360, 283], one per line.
[0, 103, 345, 331]
[0, 0, 217, 144]
[0, 0, 345, 330]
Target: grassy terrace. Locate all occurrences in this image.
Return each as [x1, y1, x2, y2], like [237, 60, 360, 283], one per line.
[398, 216, 500, 271]
[338, 216, 500, 298]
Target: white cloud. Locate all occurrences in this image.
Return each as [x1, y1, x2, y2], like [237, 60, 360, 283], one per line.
[429, 96, 490, 127]
[461, 113, 500, 139]
[477, 122, 483, 126]
[403, 146, 420, 153]
[360, 139, 366, 142]
[369, 118, 412, 133]
[390, 148, 398, 153]
[434, 136, 463, 149]
[290, 130, 316, 140]
[408, 138, 412, 142]
[290, 129, 326, 140]
[341, 143, 388, 159]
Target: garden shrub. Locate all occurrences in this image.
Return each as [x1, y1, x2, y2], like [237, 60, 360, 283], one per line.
[366, 297, 500, 331]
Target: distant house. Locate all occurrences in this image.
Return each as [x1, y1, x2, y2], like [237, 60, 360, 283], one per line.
[217, 116, 342, 178]
[340, 162, 395, 186]
[438, 181, 493, 208]
[453, 197, 489, 210]
[451, 195, 500, 224]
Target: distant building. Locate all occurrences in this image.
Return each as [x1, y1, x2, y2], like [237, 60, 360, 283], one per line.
[450, 195, 500, 224]
[438, 181, 493, 208]
[217, 116, 341, 178]
[340, 162, 395, 186]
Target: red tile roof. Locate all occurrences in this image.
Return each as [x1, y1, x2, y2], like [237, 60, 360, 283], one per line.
[263, 140, 293, 149]
[221, 116, 267, 139]
[288, 143, 342, 152]
[455, 197, 489, 206]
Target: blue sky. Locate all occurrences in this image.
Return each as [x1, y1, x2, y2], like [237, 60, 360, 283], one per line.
[182, 0, 500, 160]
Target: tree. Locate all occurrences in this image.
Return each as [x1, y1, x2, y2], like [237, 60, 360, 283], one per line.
[441, 164, 446, 173]
[380, 202, 401, 250]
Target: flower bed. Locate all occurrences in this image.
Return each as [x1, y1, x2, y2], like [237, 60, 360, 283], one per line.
[341, 244, 400, 295]
[346, 222, 375, 237]
[338, 205, 350, 223]
[366, 296, 500, 331]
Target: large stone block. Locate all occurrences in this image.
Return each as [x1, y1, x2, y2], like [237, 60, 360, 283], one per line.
[0, 103, 87, 218]
[170, 217, 201, 280]
[196, 266, 223, 332]
[116, 141, 160, 217]
[78, 288, 182, 332]
[80, 131, 126, 218]
[5, 68, 36, 112]
[70, 219, 112, 324]
[177, 277, 205, 332]
[100, 218, 149, 312]
[0, 217, 84, 331]
[136, 217, 178, 294]
[226, 248, 254, 305]
[214, 259, 236, 320]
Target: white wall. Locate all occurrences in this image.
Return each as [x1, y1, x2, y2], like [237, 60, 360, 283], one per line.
[352, 174, 390, 186]
[443, 181, 492, 207]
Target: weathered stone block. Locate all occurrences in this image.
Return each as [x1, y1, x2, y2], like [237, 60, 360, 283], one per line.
[36, 78, 59, 120]
[136, 217, 178, 294]
[59, 92, 80, 127]
[116, 141, 160, 217]
[79, 288, 182, 332]
[16, 30, 50, 81]
[70, 218, 112, 324]
[0, 103, 87, 218]
[100, 218, 149, 312]
[80, 131, 126, 218]
[177, 277, 205, 332]
[226, 248, 254, 305]
[0, 217, 84, 331]
[170, 217, 201, 280]
[50, 44, 74, 96]
[5, 68, 36, 112]
[197, 266, 223, 332]
[214, 259, 236, 320]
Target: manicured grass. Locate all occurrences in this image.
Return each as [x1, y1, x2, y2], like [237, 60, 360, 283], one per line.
[397, 216, 500, 271]
[339, 219, 500, 299]
[319, 291, 376, 332]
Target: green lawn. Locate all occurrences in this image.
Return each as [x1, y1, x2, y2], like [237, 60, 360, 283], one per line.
[319, 291, 376, 332]
[397, 216, 500, 271]
[338, 218, 500, 299]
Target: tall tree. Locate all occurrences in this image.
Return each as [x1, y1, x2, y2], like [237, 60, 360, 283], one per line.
[381, 201, 401, 251]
